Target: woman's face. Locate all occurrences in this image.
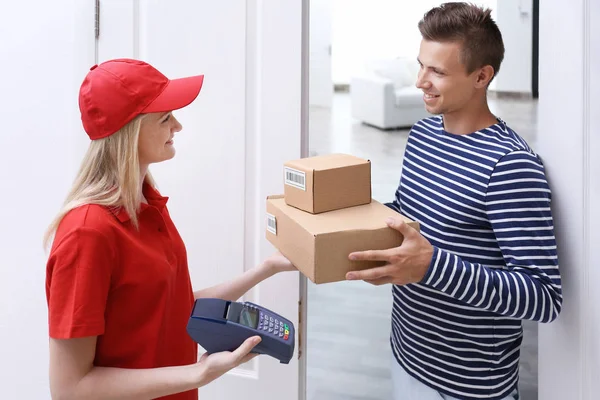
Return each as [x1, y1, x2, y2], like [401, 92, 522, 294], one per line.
[138, 111, 182, 166]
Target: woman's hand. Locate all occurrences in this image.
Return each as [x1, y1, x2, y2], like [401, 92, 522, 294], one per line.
[194, 336, 262, 387]
[193, 252, 297, 302]
[263, 251, 297, 274]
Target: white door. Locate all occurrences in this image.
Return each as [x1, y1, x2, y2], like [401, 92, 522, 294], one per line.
[98, 0, 305, 398]
[309, 0, 333, 108]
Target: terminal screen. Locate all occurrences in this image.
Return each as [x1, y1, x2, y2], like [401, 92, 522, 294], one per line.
[239, 307, 259, 329]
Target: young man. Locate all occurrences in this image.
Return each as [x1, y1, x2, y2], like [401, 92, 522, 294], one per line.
[346, 3, 562, 400]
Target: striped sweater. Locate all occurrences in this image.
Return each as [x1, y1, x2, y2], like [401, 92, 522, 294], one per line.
[386, 116, 562, 400]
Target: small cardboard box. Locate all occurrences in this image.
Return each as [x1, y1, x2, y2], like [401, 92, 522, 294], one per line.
[283, 153, 371, 214]
[266, 195, 420, 284]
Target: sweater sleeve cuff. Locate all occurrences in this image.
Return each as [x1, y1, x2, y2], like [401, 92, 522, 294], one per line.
[420, 246, 454, 289]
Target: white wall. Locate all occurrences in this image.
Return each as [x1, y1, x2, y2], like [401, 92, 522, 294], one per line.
[329, 0, 532, 94]
[537, 0, 599, 398]
[331, 1, 497, 84]
[0, 1, 94, 398]
[309, 0, 333, 108]
[492, 0, 533, 93]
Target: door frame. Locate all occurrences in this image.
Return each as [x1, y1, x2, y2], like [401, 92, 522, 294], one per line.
[299, 0, 310, 399]
[298, 0, 599, 399]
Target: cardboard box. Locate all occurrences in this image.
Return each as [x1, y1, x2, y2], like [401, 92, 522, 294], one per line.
[266, 195, 420, 284]
[283, 153, 371, 214]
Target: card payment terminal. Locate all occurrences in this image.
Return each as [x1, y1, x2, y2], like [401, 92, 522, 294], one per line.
[186, 298, 295, 364]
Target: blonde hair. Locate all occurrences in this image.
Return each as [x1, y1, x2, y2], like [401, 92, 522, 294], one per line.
[44, 114, 155, 249]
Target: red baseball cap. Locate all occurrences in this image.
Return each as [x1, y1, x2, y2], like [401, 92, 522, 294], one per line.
[78, 58, 204, 140]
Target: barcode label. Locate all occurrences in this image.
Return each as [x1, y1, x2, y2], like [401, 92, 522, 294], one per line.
[284, 167, 306, 191]
[266, 213, 277, 235]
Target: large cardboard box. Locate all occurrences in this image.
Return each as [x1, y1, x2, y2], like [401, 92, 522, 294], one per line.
[266, 195, 420, 284]
[283, 153, 371, 214]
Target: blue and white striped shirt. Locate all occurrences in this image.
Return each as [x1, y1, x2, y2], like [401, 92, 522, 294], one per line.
[387, 116, 562, 399]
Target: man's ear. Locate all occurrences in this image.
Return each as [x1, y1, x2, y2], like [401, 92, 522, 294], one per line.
[474, 65, 495, 88]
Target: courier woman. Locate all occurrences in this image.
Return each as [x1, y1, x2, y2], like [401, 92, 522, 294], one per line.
[44, 58, 296, 400]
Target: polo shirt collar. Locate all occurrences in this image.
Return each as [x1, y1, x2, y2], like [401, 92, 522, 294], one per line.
[113, 182, 169, 223]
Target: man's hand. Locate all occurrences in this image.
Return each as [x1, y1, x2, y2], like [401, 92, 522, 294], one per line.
[346, 217, 434, 285]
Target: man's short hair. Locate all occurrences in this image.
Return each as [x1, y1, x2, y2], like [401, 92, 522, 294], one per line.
[418, 2, 505, 80]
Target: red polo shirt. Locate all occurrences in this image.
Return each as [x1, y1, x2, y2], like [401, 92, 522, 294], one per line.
[46, 183, 198, 400]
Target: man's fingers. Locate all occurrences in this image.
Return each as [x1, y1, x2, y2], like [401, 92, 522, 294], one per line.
[364, 276, 395, 286]
[349, 248, 395, 262]
[348, 218, 418, 262]
[386, 217, 417, 238]
[346, 265, 395, 281]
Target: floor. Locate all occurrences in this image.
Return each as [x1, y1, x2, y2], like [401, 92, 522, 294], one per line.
[306, 92, 539, 400]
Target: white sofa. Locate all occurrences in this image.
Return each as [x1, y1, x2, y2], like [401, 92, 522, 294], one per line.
[350, 57, 432, 130]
